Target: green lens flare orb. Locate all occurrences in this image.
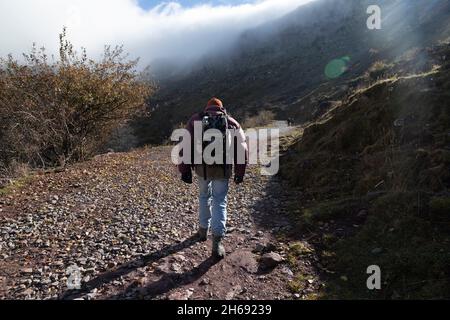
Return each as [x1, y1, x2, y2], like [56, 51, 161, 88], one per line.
[325, 56, 350, 79]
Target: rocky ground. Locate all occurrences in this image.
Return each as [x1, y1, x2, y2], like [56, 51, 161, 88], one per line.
[0, 143, 322, 300]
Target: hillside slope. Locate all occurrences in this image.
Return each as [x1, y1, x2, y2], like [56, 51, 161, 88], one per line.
[279, 41, 450, 299]
[134, 0, 450, 146]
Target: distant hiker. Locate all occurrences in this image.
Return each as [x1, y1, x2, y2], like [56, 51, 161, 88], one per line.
[179, 98, 248, 260]
[287, 118, 294, 127]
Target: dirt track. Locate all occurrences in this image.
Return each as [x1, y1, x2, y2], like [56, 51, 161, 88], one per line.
[0, 140, 323, 300]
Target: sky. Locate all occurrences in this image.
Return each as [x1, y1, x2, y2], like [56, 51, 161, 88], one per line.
[0, 0, 315, 68]
[137, 1, 252, 10]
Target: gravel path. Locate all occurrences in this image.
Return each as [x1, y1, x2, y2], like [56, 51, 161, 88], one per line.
[0, 143, 320, 300]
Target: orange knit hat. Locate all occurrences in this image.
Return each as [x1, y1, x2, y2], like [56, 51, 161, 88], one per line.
[206, 97, 223, 108]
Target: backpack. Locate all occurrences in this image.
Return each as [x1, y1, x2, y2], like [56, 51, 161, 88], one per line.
[200, 111, 229, 180]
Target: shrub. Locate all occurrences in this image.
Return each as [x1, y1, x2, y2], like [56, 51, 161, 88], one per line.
[0, 28, 153, 169]
[242, 110, 276, 128]
[366, 60, 392, 80]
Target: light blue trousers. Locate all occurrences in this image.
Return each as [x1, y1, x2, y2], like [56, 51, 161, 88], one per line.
[198, 178, 229, 237]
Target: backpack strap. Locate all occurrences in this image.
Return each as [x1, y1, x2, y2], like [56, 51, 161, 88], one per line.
[200, 111, 207, 180]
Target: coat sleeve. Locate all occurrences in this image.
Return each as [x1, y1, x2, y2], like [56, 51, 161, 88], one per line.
[178, 115, 197, 175]
[230, 118, 248, 178]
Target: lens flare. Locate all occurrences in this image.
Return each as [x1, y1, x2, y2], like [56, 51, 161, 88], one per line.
[325, 56, 350, 79]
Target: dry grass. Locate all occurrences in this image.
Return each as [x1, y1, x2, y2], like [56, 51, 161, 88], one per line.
[242, 110, 276, 129]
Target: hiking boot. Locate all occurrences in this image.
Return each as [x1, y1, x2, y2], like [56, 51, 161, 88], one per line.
[196, 227, 208, 242]
[212, 236, 226, 260]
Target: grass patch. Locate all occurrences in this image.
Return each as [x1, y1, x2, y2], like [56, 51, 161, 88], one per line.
[287, 241, 314, 270]
[0, 176, 32, 196]
[242, 110, 276, 129]
[289, 241, 314, 255]
[304, 292, 326, 300]
[429, 196, 450, 217]
[323, 192, 450, 299]
[298, 198, 362, 226]
[287, 274, 308, 293]
[279, 128, 304, 153]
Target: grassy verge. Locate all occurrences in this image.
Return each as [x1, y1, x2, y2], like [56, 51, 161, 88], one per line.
[0, 175, 33, 197]
[323, 192, 450, 299]
[279, 44, 450, 299]
[283, 192, 450, 299]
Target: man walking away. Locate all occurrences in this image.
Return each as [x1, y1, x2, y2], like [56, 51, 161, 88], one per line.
[179, 98, 248, 260]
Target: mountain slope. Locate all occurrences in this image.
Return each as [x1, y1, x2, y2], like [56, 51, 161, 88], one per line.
[279, 41, 450, 299]
[133, 0, 450, 146]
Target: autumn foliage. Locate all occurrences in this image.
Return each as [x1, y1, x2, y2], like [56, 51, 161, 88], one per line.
[0, 29, 153, 171]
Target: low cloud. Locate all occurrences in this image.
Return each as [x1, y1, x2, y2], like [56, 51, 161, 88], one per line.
[0, 0, 314, 67]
